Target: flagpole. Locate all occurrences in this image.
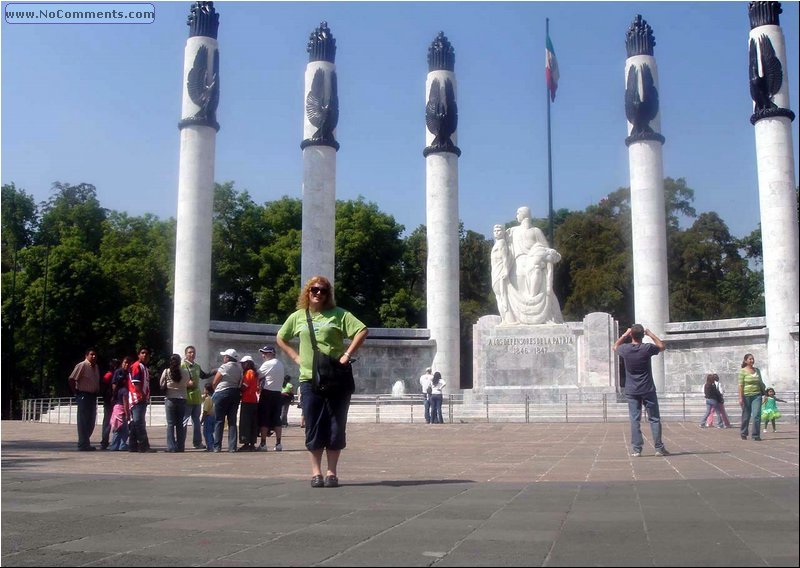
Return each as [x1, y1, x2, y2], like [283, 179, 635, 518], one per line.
[546, 17, 554, 245]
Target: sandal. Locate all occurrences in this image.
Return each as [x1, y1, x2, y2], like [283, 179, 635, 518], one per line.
[311, 475, 325, 488]
[324, 474, 339, 488]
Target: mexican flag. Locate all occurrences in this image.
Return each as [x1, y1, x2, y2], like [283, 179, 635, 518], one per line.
[545, 34, 559, 102]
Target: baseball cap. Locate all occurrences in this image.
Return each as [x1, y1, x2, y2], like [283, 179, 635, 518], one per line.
[220, 348, 239, 360]
[259, 345, 276, 354]
[240, 355, 253, 363]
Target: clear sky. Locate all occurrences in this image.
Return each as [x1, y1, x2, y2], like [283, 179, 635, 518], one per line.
[2, 1, 798, 240]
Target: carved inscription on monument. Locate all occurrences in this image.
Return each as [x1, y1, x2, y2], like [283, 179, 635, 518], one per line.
[488, 335, 575, 355]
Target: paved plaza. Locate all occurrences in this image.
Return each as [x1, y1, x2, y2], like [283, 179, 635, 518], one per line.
[2, 419, 798, 566]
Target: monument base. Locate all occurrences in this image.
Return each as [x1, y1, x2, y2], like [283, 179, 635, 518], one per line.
[470, 313, 618, 402]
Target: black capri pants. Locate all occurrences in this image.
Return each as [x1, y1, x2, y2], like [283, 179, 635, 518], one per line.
[299, 381, 351, 451]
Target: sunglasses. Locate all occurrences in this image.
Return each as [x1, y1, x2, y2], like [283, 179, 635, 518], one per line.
[310, 286, 330, 295]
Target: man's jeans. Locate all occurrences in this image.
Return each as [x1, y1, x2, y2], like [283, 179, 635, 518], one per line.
[183, 403, 202, 447]
[626, 392, 665, 452]
[213, 388, 241, 452]
[75, 391, 97, 449]
[740, 394, 763, 439]
[128, 402, 150, 451]
[165, 398, 187, 451]
[423, 396, 431, 423]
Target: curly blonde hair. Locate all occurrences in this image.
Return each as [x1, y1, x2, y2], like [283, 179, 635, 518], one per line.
[296, 275, 336, 310]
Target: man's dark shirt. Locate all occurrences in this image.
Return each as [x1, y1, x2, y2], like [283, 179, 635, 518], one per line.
[617, 343, 661, 396]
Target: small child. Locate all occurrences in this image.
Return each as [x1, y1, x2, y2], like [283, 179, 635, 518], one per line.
[761, 387, 786, 433]
[201, 383, 215, 451]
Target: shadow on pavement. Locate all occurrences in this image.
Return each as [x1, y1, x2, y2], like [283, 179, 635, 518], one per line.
[345, 479, 476, 487]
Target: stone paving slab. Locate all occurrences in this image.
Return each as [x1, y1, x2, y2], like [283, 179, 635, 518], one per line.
[2, 420, 798, 566]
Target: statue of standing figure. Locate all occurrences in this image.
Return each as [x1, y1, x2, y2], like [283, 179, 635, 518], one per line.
[492, 207, 564, 325]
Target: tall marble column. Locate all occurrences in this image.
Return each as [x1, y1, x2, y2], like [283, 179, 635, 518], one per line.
[300, 22, 339, 285]
[173, 1, 220, 369]
[747, 1, 798, 389]
[424, 32, 461, 391]
[624, 15, 669, 390]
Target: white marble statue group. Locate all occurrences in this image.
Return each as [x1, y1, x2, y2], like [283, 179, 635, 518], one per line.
[491, 207, 564, 325]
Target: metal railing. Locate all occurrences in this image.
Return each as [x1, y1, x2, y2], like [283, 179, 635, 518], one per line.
[21, 392, 799, 425]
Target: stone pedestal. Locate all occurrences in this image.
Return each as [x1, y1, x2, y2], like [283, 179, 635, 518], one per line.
[470, 313, 617, 402]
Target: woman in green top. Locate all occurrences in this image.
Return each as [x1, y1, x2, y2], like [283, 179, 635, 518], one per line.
[738, 353, 766, 441]
[277, 276, 368, 489]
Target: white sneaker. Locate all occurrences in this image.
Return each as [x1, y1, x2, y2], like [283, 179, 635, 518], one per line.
[274, 443, 282, 452]
[630, 451, 641, 457]
[257, 443, 266, 451]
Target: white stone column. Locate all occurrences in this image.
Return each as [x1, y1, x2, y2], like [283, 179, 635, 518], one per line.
[424, 33, 461, 391]
[625, 16, 669, 390]
[301, 56, 338, 285]
[749, 3, 799, 389]
[172, 2, 220, 370]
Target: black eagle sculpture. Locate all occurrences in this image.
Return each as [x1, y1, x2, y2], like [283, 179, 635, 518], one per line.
[184, 44, 220, 130]
[303, 68, 339, 150]
[749, 34, 782, 113]
[423, 77, 461, 157]
[624, 63, 664, 146]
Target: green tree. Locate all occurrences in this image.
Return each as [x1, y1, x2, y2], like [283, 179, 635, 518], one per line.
[335, 197, 405, 326]
[458, 227, 493, 388]
[1, 183, 39, 417]
[670, 212, 762, 320]
[211, 182, 268, 321]
[555, 188, 634, 325]
[98, 211, 175, 366]
[253, 196, 303, 322]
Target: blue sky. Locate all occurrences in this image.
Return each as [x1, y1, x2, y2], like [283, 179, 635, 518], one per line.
[2, 1, 798, 240]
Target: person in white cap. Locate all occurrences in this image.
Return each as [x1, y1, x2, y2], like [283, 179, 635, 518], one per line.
[211, 348, 243, 452]
[419, 367, 434, 424]
[257, 345, 285, 451]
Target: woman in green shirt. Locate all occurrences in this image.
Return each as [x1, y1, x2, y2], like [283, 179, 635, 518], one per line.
[277, 276, 368, 489]
[738, 353, 766, 441]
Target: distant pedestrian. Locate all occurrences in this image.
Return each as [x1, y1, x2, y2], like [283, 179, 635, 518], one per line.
[182, 345, 211, 449]
[704, 374, 731, 428]
[68, 348, 101, 451]
[429, 372, 446, 424]
[738, 353, 766, 441]
[212, 348, 243, 453]
[419, 367, 434, 424]
[238, 355, 259, 452]
[761, 388, 786, 433]
[280, 375, 294, 428]
[700, 374, 723, 428]
[127, 347, 154, 453]
[160, 353, 189, 452]
[613, 325, 670, 457]
[100, 358, 118, 450]
[109, 357, 132, 451]
[256, 345, 285, 451]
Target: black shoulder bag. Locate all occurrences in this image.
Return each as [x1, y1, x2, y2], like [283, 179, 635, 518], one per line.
[305, 309, 355, 397]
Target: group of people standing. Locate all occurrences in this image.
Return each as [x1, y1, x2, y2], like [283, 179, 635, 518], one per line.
[700, 353, 786, 440]
[67, 275, 369, 490]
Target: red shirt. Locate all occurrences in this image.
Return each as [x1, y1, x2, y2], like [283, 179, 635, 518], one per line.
[241, 369, 259, 404]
